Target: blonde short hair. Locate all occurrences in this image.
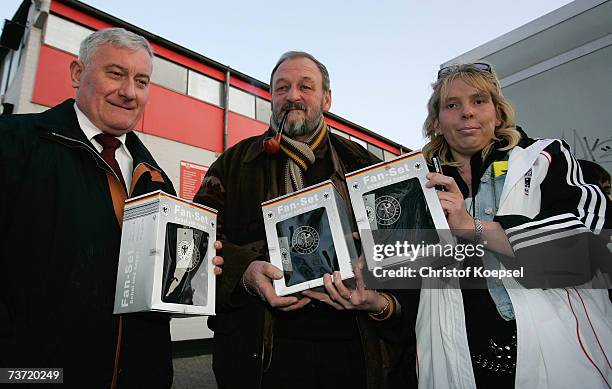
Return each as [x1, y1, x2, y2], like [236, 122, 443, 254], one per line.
[422, 63, 521, 167]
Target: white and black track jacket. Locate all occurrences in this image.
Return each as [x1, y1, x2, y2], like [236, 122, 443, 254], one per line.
[417, 138, 612, 389]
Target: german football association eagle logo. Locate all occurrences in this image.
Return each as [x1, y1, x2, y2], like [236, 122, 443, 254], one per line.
[291, 226, 320, 254]
[375, 195, 401, 226]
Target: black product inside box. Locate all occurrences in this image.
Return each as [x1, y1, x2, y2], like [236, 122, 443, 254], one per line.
[363, 177, 439, 259]
[162, 222, 209, 306]
[275, 207, 339, 287]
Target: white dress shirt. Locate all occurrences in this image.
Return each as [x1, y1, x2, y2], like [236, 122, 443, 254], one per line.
[74, 103, 133, 191]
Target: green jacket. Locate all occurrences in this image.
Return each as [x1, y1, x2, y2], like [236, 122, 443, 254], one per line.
[0, 99, 176, 388]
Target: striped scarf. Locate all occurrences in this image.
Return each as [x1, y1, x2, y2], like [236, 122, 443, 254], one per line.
[280, 120, 328, 193]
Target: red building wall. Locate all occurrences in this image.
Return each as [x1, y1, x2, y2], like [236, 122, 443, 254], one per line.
[36, 0, 401, 156]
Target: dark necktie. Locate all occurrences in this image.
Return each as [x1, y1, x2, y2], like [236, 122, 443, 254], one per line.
[94, 133, 127, 192]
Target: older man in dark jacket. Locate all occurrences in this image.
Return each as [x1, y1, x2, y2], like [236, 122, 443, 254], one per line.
[194, 51, 415, 389]
[0, 28, 221, 388]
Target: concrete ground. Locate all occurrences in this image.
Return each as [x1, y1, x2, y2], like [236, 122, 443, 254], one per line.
[172, 354, 217, 389]
[171, 340, 217, 389]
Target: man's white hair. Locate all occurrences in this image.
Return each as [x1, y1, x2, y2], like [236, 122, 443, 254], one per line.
[78, 27, 153, 65]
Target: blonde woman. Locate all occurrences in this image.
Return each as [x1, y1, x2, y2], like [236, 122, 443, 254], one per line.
[417, 63, 612, 388]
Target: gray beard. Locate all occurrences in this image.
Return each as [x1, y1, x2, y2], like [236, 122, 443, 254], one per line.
[271, 112, 323, 138]
[285, 116, 322, 137]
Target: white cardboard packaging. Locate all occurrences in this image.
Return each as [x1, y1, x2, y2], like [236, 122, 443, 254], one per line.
[346, 151, 454, 270]
[262, 180, 357, 296]
[113, 191, 216, 316]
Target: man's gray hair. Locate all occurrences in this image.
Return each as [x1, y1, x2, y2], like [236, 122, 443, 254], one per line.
[270, 51, 330, 92]
[79, 27, 153, 65]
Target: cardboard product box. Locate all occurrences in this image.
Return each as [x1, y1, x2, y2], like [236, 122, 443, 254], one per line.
[346, 151, 454, 270]
[262, 180, 357, 296]
[113, 191, 216, 316]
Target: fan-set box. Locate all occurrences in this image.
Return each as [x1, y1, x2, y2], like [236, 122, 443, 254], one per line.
[113, 191, 217, 316]
[262, 180, 358, 296]
[345, 151, 454, 271]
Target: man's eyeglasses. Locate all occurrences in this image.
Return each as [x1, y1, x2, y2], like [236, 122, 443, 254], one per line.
[437, 62, 492, 80]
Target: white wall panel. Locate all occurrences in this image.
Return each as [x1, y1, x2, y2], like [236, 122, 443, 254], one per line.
[349, 135, 367, 149]
[135, 132, 217, 193]
[367, 143, 384, 160]
[383, 150, 397, 161]
[330, 127, 350, 139]
[187, 70, 222, 107]
[255, 96, 271, 123]
[151, 56, 187, 94]
[229, 86, 255, 118]
[43, 14, 92, 56]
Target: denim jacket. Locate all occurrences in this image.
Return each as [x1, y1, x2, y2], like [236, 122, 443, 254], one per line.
[472, 156, 515, 321]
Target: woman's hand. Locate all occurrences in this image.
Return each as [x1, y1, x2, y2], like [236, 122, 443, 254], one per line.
[425, 172, 514, 255]
[425, 172, 474, 232]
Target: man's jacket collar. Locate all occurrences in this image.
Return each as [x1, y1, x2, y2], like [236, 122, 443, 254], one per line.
[35, 98, 88, 143]
[243, 128, 273, 163]
[34, 98, 162, 171]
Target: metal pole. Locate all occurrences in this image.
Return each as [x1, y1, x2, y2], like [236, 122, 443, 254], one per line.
[223, 69, 230, 151]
